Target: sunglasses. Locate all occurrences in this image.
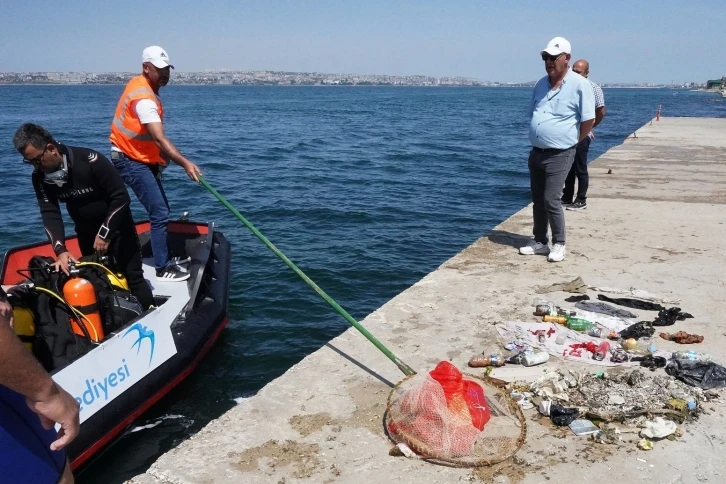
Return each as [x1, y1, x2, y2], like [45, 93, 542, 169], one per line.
[541, 53, 565, 62]
[22, 145, 48, 166]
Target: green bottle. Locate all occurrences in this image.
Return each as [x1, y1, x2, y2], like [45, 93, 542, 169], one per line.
[566, 317, 594, 332]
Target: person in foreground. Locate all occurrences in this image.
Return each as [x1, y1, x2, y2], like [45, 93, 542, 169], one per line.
[562, 59, 607, 211]
[109, 45, 200, 282]
[13, 123, 154, 310]
[0, 287, 80, 483]
[519, 37, 595, 262]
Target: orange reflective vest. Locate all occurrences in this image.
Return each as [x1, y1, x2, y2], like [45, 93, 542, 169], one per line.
[109, 76, 165, 164]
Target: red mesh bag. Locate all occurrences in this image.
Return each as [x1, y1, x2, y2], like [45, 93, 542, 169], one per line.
[386, 361, 491, 459]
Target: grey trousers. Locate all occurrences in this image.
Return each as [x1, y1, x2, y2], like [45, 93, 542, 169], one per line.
[528, 146, 576, 245]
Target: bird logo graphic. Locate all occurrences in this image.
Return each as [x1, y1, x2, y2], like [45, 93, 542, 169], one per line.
[123, 323, 155, 366]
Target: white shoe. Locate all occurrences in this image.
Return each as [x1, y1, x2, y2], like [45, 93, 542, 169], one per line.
[547, 244, 566, 262]
[519, 241, 550, 255]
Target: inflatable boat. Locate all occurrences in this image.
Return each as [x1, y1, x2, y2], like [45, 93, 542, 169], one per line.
[0, 220, 231, 471]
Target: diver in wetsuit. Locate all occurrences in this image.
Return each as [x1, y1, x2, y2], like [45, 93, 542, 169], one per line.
[13, 123, 153, 310]
[0, 286, 80, 483]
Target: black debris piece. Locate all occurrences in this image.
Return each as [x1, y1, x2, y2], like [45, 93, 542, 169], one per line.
[665, 360, 726, 390]
[639, 355, 668, 371]
[565, 294, 590, 303]
[652, 307, 688, 327]
[619, 322, 656, 340]
[597, 294, 665, 312]
[550, 404, 579, 426]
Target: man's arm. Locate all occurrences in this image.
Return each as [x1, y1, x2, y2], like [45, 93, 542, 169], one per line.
[32, 173, 77, 274]
[594, 106, 606, 128]
[578, 80, 596, 142]
[32, 173, 67, 255]
[579, 119, 595, 142]
[0, 317, 80, 450]
[592, 84, 606, 128]
[145, 122, 202, 182]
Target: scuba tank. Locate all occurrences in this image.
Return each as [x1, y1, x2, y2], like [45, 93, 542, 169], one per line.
[62, 264, 104, 342]
[105, 271, 129, 291]
[12, 307, 36, 351]
[77, 258, 129, 291]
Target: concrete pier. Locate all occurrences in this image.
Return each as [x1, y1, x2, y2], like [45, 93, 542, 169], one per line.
[128, 117, 726, 484]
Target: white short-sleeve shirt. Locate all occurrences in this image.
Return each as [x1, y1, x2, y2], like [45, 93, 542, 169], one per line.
[134, 99, 161, 124]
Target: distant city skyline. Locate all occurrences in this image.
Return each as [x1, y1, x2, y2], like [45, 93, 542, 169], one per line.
[0, 70, 709, 87]
[2, 1, 724, 84]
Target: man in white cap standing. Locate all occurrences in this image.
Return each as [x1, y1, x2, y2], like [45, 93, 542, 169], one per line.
[109, 46, 201, 282]
[518, 37, 595, 262]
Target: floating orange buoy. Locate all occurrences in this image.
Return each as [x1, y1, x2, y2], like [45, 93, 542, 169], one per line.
[63, 277, 104, 342]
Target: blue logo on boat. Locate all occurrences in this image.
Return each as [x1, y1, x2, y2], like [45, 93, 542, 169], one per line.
[123, 323, 155, 366]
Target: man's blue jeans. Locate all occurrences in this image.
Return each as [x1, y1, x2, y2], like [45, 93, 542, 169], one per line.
[111, 153, 170, 271]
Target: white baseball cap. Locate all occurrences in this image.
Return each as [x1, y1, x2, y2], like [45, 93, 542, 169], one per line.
[142, 46, 174, 69]
[540, 37, 571, 56]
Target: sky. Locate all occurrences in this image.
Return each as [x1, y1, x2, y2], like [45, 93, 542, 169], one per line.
[1, 0, 724, 84]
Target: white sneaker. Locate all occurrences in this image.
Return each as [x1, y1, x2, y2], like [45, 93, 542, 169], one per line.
[547, 244, 566, 262]
[519, 241, 550, 255]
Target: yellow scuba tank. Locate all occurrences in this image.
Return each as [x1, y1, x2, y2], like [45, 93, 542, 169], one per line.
[106, 271, 129, 291]
[12, 307, 35, 351]
[76, 261, 129, 291]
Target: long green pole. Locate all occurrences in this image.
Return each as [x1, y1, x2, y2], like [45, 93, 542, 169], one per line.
[198, 176, 416, 376]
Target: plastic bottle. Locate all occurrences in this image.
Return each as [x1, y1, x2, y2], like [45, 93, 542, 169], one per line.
[637, 337, 657, 355]
[587, 327, 603, 338]
[593, 341, 610, 361]
[543, 314, 568, 324]
[566, 318, 594, 332]
[672, 351, 712, 362]
[468, 354, 505, 368]
[532, 298, 556, 316]
[522, 352, 550, 367]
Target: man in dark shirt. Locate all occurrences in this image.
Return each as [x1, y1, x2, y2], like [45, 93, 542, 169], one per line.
[13, 123, 153, 310]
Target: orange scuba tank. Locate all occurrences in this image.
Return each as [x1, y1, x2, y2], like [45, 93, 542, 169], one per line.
[63, 276, 104, 342]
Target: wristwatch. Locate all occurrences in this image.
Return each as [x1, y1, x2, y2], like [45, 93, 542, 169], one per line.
[97, 225, 110, 240]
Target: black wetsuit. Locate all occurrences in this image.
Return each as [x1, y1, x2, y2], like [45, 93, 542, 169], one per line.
[32, 144, 153, 309]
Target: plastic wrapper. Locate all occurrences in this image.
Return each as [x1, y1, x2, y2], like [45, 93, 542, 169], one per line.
[619, 322, 655, 340]
[549, 404, 579, 426]
[665, 359, 726, 389]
